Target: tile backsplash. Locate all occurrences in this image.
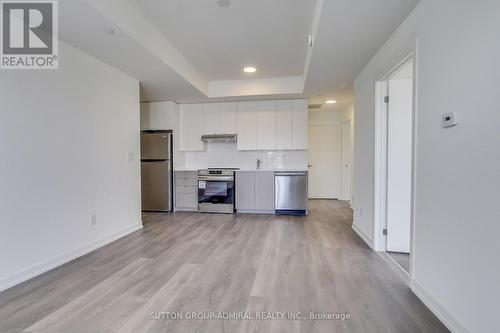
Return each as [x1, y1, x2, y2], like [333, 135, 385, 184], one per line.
[182, 142, 308, 170]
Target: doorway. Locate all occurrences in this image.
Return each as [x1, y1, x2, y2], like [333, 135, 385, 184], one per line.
[308, 124, 342, 198]
[374, 57, 414, 276]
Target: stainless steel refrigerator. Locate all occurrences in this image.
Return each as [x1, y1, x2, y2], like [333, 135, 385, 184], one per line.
[141, 130, 173, 212]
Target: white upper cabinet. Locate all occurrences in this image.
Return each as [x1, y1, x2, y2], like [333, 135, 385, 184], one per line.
[292, 99, 309, 150]
[203, 102, 237, 135]
[180, 98, 308, 151]
[256, 100, 277, 150]
[179, 103, 204, 151]
[276, 100, 293, 150]
[140, 102, 178, 130]
[237, 101, 258, 151]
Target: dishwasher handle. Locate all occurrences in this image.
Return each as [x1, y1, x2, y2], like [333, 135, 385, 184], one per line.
[275, 171, 307, 177]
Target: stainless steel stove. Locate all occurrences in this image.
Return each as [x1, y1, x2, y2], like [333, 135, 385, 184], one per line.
[198, 168, 239, 214]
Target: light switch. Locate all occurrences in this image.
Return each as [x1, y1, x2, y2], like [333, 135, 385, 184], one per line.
[127, 152, 135, 161]
[442, 112, 458, 128]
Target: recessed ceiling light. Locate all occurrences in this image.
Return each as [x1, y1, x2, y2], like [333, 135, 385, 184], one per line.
[216, 0, 231, 7]
[243, 67, 256, 73]
[326, 100, 337, 104]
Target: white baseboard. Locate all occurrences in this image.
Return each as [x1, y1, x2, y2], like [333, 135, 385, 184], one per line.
[352, 223, 374, 249]
[0, 223, 143, 292]
[411, 279, 471, 333]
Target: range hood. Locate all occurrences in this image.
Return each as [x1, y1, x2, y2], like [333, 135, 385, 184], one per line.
[201, 134, 237, 143]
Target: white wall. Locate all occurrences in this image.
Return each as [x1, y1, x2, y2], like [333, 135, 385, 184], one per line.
[0, 41, 142, 291]
[309, 105, 348, 125]
[352, 1, 500, 332]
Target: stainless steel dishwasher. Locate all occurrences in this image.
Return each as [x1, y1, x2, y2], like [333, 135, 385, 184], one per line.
[275, 171, 308, 216]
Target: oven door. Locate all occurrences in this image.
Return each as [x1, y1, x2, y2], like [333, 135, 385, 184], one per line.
[198, 177, 235, 214]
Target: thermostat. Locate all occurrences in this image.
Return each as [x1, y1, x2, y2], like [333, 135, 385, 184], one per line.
[442, 112, 458, 128]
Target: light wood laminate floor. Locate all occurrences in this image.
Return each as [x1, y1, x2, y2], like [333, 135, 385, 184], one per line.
[0, 200, 448, 333]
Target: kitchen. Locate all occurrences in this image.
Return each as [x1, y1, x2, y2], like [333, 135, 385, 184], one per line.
[140, 99, 309, 216]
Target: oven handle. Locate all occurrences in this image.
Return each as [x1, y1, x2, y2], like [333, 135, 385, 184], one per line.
[198, 176, 234, 181]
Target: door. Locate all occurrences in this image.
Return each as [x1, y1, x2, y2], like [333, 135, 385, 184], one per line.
[141, 132, 172, 160]
[257, 101, 277, 150]
[235, 171, 255, 210]
[255, 171, 275, 211]
[179, 104, 204, 151]
[141, 161, 172, 211]
[292, 99, 308, 149]
[202, 102, 237, 135]
[386, 77, 413, 253]
[198, 180, 234, 205]
[276, 100, 293, 150]
[236, 101, 257, 150]
[341, 121, 352, 201]
[308, 125, 341, 198]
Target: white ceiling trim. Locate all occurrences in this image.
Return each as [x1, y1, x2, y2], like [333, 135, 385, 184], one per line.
[208, 77, 304, 98]
[71, 0, 418, 103]
[83, 0, 320, 100]
[85, 0, 208, 96]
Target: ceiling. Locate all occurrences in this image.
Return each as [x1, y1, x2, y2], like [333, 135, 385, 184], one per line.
[131, 0, 317, 81]
[58, 0, 420, 106]
[305, 0, 420, 109]
[58, 0, 206, 102]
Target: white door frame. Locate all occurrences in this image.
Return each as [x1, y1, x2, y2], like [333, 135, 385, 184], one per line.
[373, 52, 417, 283]
[341, 119, 352, 202]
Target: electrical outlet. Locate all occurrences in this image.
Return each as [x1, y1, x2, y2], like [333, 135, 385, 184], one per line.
[89, 214, 97, 227]
[442, 112, 458, 128]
